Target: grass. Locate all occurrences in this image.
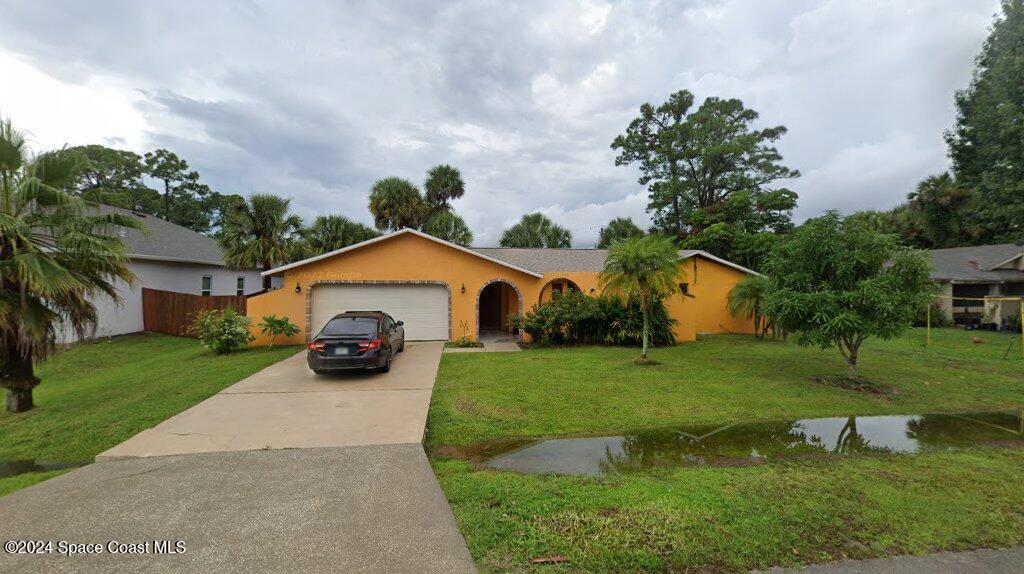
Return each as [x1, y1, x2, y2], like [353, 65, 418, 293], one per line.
[426, 328, 1024, 572]
[428, 328, 1023, 447]
[0, 333, 299, 495]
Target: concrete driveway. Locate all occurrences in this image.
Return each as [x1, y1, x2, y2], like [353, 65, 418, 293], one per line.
[0, 340, 476, 573]
[0, 446, 475, 574]
[98, 341, 444, 459]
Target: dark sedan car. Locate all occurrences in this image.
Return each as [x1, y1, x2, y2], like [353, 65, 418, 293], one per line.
[307, 311, 405, 374]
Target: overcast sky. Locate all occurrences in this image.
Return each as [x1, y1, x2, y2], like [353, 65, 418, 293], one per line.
[0, 0, 1000, 246]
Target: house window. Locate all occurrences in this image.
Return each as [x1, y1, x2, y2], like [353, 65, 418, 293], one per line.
[679, 282, 689, 295]
[201, 275, 212, 296]
[236, 276, 245, 296]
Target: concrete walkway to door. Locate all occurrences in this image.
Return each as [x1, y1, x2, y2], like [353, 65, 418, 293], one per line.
[98, 341, 444, 459]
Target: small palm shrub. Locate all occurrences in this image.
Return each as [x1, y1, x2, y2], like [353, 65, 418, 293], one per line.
[257, 315, 300, 348]
[190, 309, 254, 354]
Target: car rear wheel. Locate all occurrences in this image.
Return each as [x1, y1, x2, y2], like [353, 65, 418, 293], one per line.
[313, 369, 327, 375]
[398, 341, 405, 353]
[379, 353, 392, 373]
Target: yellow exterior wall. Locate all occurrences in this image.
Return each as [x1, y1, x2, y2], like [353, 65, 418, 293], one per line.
[683, 257, 757, 334]
[246, 232, 754, 345]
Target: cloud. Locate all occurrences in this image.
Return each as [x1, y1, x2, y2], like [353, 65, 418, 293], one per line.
[0, 0, 1001, 246]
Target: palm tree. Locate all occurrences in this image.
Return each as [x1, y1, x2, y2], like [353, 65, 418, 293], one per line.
[220, 194, 303, 289]
[423, 164, 465, 214]
[597, 217, 645, 248]
[368, 177, 427, 231]
[422, 211, 473, 246]
[500, 213, 572, 248]
[599, 235, 682, 360]
[0, 117, 140, 412]
[728, 275, 771, 338]
[304, 214, 379, 255]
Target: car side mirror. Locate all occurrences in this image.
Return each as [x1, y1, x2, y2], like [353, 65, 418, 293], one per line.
[396, 321, 404, 326]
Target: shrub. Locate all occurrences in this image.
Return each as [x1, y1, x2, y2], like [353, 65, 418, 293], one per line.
[913, 302, 953, 328]
[257, 315, 300, 348]
[189, 308, 254, 354]
[510, 291, 676, 347]
[597, 294, 676, 347]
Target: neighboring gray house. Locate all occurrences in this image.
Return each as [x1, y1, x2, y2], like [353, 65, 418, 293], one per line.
[928, 244, 1024, 326]
[57, 205, 265, 343]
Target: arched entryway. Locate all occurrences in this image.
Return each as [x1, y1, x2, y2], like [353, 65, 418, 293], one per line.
[538, 277, 582, 303]
[476, 279, 523, 342]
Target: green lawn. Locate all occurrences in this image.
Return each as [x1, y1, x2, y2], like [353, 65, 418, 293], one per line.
[0, 333, 299, 495]
[426, 328, 1024, 572]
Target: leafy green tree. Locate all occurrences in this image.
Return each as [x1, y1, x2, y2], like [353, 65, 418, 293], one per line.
[599, 234, 682, 360]
[944, 1, 1024, 243]
[906, 173, 974, 247]
[143, 149, 214, 233]
[368, 177, 428, 231]
[422, 211, 473, 246]
[303, 214, 379, 255]
[728, 275, 771, 338]
[66, 145, 156, 206]
[500, 213, 572, 248]
[761, 211, 934, 378]
[220, 194, 303, 289]
[257, 315, 300, 348]
[597, 217, 644, 248]
[0, 117, 140, 412]
[612, 90, 799, 249]
[423, 164, 465, 214]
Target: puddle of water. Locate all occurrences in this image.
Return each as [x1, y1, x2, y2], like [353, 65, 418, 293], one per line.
[476, 411, 1024, 477]
[0, 459, 86, 479]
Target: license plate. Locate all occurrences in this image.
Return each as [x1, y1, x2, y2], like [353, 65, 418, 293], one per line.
[333, 347, 349, 356]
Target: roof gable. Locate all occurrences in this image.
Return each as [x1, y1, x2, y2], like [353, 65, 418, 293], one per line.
[263, 228, 544, 277]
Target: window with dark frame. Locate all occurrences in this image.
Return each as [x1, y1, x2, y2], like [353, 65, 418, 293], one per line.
[201, 275, 212, 296]
[236, 276, 245, 296]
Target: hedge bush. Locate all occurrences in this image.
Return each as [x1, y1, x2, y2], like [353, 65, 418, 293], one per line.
[510, 290, 676, 347]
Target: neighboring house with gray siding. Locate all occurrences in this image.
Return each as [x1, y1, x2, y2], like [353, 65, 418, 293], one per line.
[57, 205, 265, 343]
[928, 244, 1024, 326]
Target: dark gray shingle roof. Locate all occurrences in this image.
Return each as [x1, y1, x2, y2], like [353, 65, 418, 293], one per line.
[92, 204, 228, 266]
[927, 244, 1024, 283]
[471, 248, 609, 272]
[471, 247, 749, 275]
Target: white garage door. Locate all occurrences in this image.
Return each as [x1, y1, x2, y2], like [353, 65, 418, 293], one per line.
[310, 284, 449, 340]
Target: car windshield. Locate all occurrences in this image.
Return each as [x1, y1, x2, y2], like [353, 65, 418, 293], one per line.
[320, 317, 378, 338]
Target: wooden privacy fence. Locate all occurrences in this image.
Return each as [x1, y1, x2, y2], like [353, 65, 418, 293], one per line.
[142, 288, 248, 337]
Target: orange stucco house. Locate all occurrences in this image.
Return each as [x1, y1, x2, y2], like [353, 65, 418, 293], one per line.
[247, 228, 760, 345]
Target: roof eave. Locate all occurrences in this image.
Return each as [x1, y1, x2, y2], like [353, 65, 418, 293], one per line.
[681, 251, 763, 277]
[130, 253, 233, 267]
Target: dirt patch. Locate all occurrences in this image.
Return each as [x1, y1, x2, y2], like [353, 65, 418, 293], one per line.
[809, 376, 897, 395]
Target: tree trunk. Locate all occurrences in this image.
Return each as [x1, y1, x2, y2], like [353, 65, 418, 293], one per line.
[2, 352, 39, 413]
[641, 310, 650, 360]
[843, 339, 861, 378]
[6, 388, 32, 412]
